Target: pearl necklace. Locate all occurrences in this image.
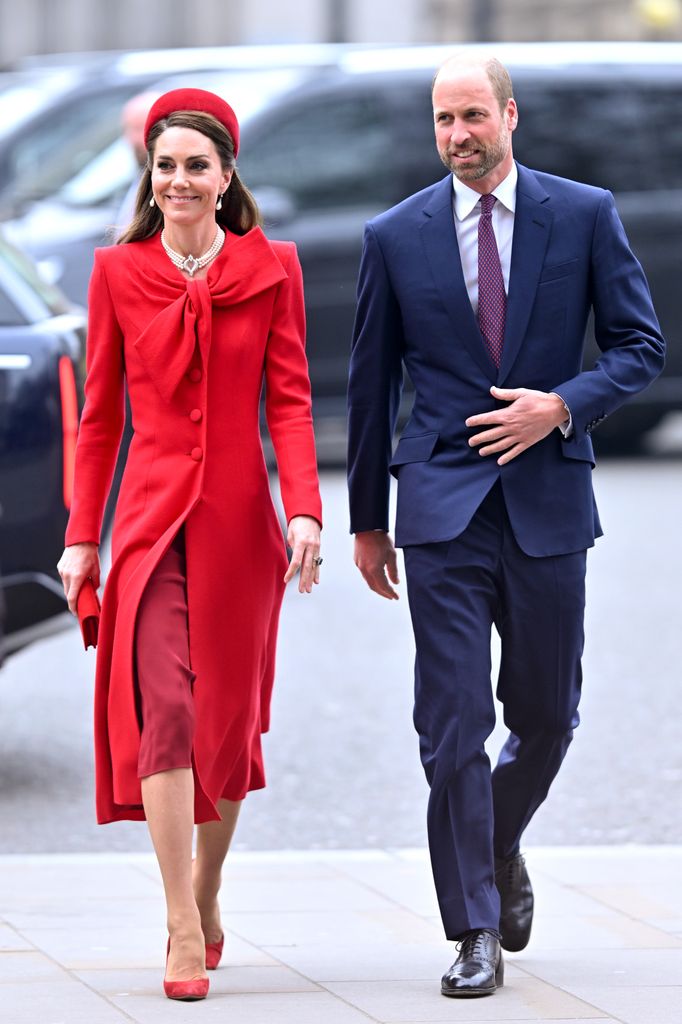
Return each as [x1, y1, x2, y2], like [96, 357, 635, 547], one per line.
[161, 227, 225, 276]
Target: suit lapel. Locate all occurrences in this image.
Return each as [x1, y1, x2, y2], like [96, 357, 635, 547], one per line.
[420, 177, 497, 382]
[498, 165, 553, 383]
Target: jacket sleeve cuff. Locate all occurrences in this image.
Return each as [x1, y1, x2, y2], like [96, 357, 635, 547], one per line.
[550, 392, 573, 438]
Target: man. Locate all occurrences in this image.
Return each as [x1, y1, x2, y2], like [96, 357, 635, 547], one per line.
[115, 91, 160, 230]
[347, 53, 664, 998]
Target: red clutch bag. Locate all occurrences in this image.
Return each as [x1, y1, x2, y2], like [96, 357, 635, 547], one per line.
[76, 578, 101, 650]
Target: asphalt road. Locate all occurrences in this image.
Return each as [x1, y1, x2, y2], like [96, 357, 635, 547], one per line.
[1, 450, 681, 854]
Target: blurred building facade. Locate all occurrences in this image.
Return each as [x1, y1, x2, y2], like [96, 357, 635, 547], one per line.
[1, 0, 680, 64]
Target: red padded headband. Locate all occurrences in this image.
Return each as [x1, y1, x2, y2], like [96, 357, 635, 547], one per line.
[143, 88, 240, 156]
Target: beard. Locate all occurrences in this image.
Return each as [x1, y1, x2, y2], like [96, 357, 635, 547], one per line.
[439, 124, 510, 182]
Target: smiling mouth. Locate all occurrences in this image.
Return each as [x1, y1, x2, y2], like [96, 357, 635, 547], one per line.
[166, 195, 199, 202]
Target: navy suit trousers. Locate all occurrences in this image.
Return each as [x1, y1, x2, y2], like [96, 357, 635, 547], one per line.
[403, 482, 586, 939]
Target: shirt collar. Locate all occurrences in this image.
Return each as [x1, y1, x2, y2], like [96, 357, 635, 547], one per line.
[451, 162, 518, 220]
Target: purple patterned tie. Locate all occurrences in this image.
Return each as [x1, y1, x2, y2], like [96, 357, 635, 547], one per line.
[477, 193, 506, 367]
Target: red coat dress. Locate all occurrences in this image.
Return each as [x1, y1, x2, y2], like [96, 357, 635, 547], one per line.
[65, 228, 322, 824]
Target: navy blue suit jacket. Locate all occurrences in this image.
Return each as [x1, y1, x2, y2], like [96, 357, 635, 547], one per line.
[347, 165, 665, 556]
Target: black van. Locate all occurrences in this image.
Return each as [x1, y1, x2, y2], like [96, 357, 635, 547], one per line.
[232, 42, 682, 454]
[0, 231, 86, 660]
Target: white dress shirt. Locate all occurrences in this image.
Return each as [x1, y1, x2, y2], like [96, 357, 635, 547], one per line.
[450, 163, 572, 434]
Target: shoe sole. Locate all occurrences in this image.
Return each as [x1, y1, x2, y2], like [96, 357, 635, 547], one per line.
[441, 985, 497, 997]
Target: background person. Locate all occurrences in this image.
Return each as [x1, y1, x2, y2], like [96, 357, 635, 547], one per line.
[58, 88, 322, 1002]
[347, 52, 664, 998]
[114, 90, 161, 229]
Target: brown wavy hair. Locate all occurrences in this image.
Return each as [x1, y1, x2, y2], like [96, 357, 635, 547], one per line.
[117, 110, 261, 244]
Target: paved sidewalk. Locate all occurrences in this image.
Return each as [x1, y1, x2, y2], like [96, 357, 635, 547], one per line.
[0, 846, 680, 1023]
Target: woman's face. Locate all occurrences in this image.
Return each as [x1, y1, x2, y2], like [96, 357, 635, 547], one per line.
[150, 126, 232, 229]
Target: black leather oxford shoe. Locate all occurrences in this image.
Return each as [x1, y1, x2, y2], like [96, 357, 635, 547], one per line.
[441, 929, 503, 997]
[495, 852, 534, 952]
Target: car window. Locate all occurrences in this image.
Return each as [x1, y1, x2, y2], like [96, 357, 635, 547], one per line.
[6, 87, 138, 205]
[643, 83, 682, 190]
[57, 136, 138, 207]
[0, 234, 70, 323]
[238, 91, 397, 210]
[512, 77, 682, 192]
[0, 281, 24, 327]
[389, 81, 448, 196]
[0, 69, 80, 135]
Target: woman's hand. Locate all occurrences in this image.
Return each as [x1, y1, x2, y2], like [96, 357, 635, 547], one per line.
[283, 515, 322, 594]
[57, 543, 101, 614]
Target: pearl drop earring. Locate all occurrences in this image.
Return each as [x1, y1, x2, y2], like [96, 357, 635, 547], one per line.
[216, 193, 224, 211]
[149, 196, 155, 208]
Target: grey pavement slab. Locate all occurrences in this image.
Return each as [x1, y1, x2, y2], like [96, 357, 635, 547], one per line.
[0, 847, 680, 1023]
[322, 977, 606, 1020]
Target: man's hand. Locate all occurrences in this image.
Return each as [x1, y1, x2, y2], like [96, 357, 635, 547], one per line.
[354, 531, 400, 600]
[466, 386, 569, 465]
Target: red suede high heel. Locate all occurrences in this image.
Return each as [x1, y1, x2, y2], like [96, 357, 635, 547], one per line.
[164, 938, 209, 1001]
[205, 933, 224, 970]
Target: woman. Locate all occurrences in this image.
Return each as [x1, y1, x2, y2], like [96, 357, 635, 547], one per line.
[57, 89, 322, 1002]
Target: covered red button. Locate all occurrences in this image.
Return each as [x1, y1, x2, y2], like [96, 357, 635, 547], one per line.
[189, 408, 202, 423]
[190, 447, 203, 462]
[188, 368, 202, 383]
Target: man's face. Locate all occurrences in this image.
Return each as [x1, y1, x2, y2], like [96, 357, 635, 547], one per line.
[122, 95, 157, 168]
[433, 67, 517, 192]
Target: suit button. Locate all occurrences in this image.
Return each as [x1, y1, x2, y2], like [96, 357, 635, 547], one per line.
[190, 446, 203, 462]
[188, 368, 202, 383]
[189, 408, 202, 423]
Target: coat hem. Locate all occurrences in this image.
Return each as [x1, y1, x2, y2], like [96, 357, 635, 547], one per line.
[96, 775, 267, 825]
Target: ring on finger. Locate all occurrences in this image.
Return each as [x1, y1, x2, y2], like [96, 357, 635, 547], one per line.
[312, 555, 323, 567]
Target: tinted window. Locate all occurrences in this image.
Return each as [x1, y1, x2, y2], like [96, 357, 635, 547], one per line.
[645, 84, 682, 190]
[389, 82, 448, 196]
[239, 91, 397, 210]
[6, 86, 139, 205]
[0, 234, 69, 324]
[513, 77, 682, 192]
[0, 282, 24, 327]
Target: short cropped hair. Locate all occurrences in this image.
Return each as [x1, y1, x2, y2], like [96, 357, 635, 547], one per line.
[433, 54, 514, 111]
